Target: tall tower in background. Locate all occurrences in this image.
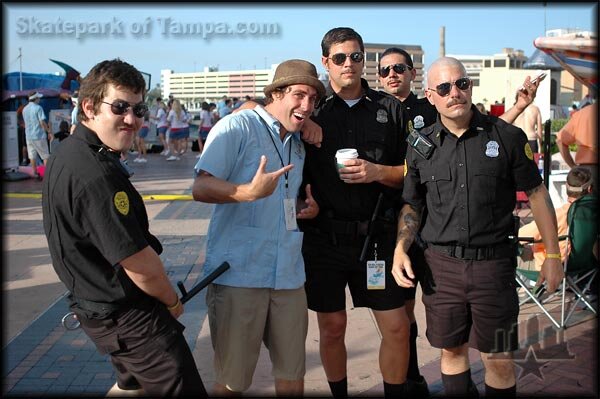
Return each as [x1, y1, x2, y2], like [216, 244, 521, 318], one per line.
[440, 26, 446, 58]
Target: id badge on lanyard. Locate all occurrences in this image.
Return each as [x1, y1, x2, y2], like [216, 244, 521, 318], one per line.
[367, 243, 385, 290]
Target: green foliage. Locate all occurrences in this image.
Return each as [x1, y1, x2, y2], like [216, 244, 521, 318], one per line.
[544, 119, 577, 154]
[551, 118, 569, 133]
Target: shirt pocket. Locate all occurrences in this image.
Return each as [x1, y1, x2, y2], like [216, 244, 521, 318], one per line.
[419, 165, 452, 206]
[225, 226, 277, 276]
[473, 166, 499, 207]
[362, 128, 387, 163]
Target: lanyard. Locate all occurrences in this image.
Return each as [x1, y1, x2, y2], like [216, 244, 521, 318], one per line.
[254, 111, 293, 192]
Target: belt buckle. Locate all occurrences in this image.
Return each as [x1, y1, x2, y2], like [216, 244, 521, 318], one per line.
[454, 245, 464, 259]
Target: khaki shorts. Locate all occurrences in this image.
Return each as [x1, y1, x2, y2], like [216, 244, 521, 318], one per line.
[206, 284, 308, 392]
[26, 138, 50, 162]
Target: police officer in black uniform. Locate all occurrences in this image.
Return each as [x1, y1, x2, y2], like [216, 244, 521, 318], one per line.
[298, 27, 412, 398]
[42, 59, 206, 397]
[392, 57, 563, 398]
[377, 47, 544, 396]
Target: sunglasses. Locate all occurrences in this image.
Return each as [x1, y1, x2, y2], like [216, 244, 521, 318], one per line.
[428, 77, 471, 97]
[328, 52, 364, 66]
[102, 100, 148, 118]
[379, 63, 413, 78]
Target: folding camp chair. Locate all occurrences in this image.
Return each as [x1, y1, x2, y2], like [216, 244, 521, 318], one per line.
[516, 194, 598, 329]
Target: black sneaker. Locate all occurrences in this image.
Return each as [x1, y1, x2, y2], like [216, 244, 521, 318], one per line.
[408, 376, 430, 398]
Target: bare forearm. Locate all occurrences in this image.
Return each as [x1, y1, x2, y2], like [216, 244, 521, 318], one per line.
[396, 204, 422, 252]
[557, 141, 576, 168]
[375, 164, 404, 189]
[120, 246, 179, 307]
[498, 105, 521, 124]
[526, 184, 560, 253]
[192, 174, 255, 203]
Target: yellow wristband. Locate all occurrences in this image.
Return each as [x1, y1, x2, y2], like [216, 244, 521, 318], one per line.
[546, 253, 561, 260]
[166, 298, 181, 310]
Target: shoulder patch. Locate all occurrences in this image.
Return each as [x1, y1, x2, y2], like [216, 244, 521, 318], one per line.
[524, 142, 534, 160]
[114, 191, 130, 216]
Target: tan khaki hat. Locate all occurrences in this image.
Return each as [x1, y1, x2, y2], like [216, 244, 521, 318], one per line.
[264, 59, 325, 98]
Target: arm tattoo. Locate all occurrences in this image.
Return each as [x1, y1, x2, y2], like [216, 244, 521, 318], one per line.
[397, 204, 422, 248]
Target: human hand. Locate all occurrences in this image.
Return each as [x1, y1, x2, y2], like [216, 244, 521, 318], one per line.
[300, 118, 322, 148]
[537, 257, 564, 293]
[338, 158, 381, 184]
[515, 74, 543, 111]
[391, 248, 415, 288]
[296, 184, 319, 219]
[248, 155, 294, 200]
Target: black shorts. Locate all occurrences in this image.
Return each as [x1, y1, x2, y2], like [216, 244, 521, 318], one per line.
[422, 248, 519, 353]
[76, 300, 207, 397]
[302, 228, 406, 312]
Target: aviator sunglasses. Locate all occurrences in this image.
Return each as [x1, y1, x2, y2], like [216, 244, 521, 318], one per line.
[102, 100, 148, 118]
[428, 77, 472, 97]
[379, 63, 413, 78]
[328, 52, 364, 66]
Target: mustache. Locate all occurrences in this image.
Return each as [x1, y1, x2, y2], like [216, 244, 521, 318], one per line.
[446, 99, 466, 107]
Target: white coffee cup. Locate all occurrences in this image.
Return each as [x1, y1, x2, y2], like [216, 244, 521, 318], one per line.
[335, 148, 358, 170]
[335, 148, 358, 169]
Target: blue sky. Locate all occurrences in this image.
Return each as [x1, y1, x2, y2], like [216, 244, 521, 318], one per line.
[3, 3, 597, 89]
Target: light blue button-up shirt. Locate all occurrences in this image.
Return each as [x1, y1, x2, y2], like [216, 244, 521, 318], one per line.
[23, 102, 47, 140]
[194, 106, 306, 289]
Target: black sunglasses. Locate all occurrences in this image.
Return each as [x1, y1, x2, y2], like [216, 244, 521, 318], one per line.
[379, 63, 413, 78]
[428, 77, 471, 97]
[102, 100, 148, 118]
[328, 52, 364, 66]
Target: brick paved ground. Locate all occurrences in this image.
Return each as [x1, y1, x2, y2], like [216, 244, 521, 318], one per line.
[3, 151, 597, 397]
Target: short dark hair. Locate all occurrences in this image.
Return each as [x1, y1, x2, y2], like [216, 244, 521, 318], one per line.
[321, 27, 364, 57]
[379, 47, 414, 69]
[566, 166, 593, 198]
[77, 59, 146, 122]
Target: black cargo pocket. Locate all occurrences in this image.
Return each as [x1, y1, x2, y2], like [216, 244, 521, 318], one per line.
[152, 307, 186, 351]
[78, 321, 122, 355]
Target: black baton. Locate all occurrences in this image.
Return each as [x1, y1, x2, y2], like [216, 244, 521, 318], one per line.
[359, 193, 384, 263]
[177, 262, 230, 304]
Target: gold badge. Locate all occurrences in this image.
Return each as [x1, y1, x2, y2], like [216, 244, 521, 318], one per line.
[524, 142, 534, 160]
[114, 191, 129, 216]
[404, 159, 408, 176]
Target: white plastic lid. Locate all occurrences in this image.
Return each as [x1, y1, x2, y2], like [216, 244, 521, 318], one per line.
[335, 148, 358, 159]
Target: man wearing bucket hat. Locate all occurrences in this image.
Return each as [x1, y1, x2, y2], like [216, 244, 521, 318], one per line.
[193, 59, 324, 397]
[23, 91, 52, 179]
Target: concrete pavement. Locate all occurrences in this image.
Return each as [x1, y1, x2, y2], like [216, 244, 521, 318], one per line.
[2, 146, 598, 397]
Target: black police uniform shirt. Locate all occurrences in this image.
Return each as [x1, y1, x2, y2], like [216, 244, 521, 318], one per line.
[302, 79, 409, 223]
[402, 91, 438, 131]
[42, 123, 162, 313]
[402, 105, 542, 247]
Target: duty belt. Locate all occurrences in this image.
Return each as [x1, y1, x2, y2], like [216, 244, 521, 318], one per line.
[429, 243, 516, 260]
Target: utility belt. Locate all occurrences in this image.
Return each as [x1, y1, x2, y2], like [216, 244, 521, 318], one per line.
[429, 243, 516, 261]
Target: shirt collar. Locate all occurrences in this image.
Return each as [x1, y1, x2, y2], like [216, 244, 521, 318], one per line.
[254, 104, 300, 140]
[322, 78, 373, 106]
[431, 104, 489, 144]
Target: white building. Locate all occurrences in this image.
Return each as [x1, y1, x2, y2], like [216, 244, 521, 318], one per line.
[160, 66, 276, 111]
